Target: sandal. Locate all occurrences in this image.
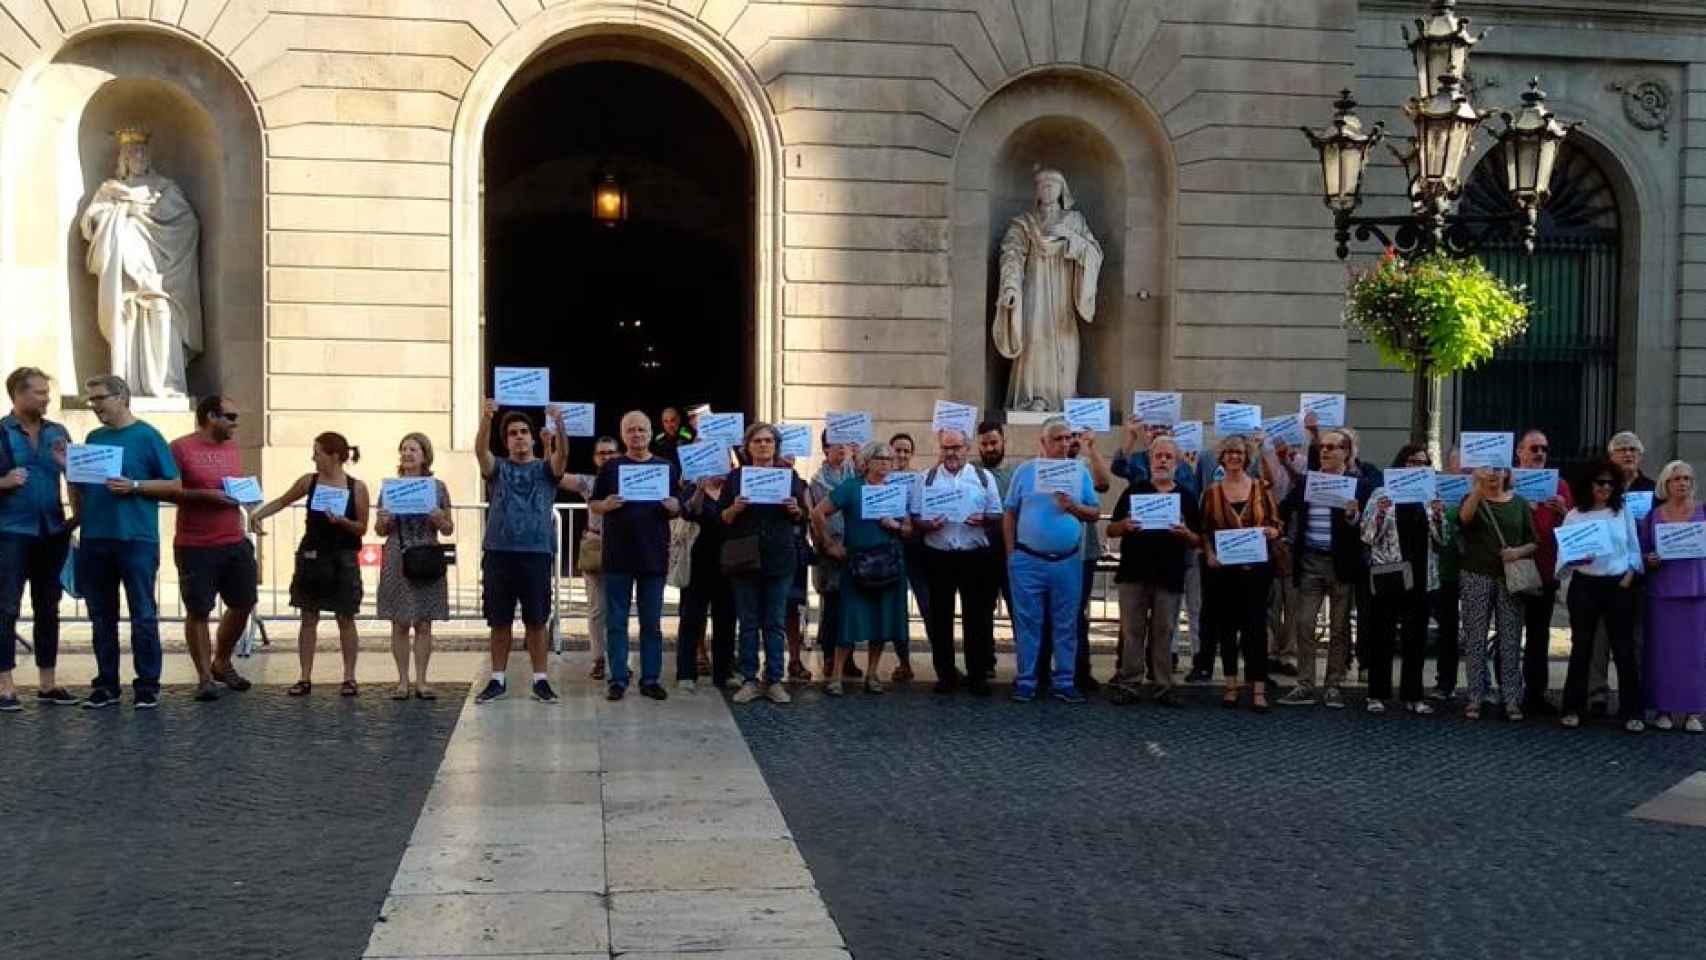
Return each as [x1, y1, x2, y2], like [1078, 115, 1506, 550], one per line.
[1221, 686, 1241, 709]
[589, 660, 606, 681]
[787, 661, 813, 683]
[391, 685, 411, 701]
[286, 681, 312, 697]
[1464, 703, 1482, 720]
[891, 662, 914, 683]
[340, 680, 359, 697]
[414, 686, 437, 701]
[1251, 692, 1270, 714]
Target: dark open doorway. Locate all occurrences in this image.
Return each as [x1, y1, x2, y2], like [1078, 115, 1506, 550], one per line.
[483, 56, 753, 462]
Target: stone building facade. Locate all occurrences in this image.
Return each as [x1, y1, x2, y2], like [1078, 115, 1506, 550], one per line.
[0, 0, 1702, 506]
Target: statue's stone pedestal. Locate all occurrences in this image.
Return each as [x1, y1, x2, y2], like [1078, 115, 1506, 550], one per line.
[1003, 409, 1055, 426]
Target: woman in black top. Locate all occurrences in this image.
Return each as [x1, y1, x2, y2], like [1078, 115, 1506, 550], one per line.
[719, 422, 810, 705]
[250, 431, 370, 696]
[1105, 436, 1201, 706]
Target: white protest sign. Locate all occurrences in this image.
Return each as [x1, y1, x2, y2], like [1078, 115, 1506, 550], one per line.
[66, 444, 125, 484]
[1214, 528, 1269, 566]
[1555, 520, 1614, 567]
[931, 401, 979, 438]
[885, 470, 921, 494]
[825, 411, 873, 446]
[1304, 471, 1358, 508]
[1262, 414, 1307, 448]
[222, 476, 264, 504]
[381, 477, 436, 516]
[1383, 468, 1436, 506]
[493, 367, 549, 407]
[618, 463, 671, 502]
[1129, 493, 1181, 531]
[777, 423, 813, 459]
[1655, 522, 1706, 561]
[1512, 468, 1559, 503]
[677, 440, 727, 483]
[1625, 491, 1654, 523]
[740, 466, 792, 505]
[309, 483, 350, 516]
[1460, 432, 1515, 469]
[860, 481, 908, 519]
[1172, 421, 1204, 454]
[697, 412, 745, 449]
[1032, 459, 1084, 496]
[922, 483, 970, 522]
[545, 402, 595, 437]
[1065, 397, 1111, 433]
[1436, 472, 1473, 507]
[1299, 392, 1346, 428]
[1214, 402, 1262, 436]
[1132, 391, 1182, 426]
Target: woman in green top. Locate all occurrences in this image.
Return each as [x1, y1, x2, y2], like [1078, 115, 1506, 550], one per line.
[1456, 465, 1539, 720]
[811, 440, 912, 695]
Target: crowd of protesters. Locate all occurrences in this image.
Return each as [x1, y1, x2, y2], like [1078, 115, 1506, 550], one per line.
[1, 365, 1701, 735]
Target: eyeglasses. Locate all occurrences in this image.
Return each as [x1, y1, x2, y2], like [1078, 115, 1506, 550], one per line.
[217, 411, 239, 423]
[594, 448, 617, 457]
[1592, 478, 1614, 487]
[1320, 443, 1346, 451]
[1526, 444, 1549, 453]
[1407, 457, 1431, 467]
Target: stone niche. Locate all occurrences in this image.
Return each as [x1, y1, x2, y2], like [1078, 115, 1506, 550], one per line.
[950, 70, 1172, 420]
[0, 28, 262, 449]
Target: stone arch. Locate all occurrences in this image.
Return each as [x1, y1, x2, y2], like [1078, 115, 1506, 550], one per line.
[950, 67, 1175, 416]
[449, 0, 784, 449]
[0, 22, 263, 429]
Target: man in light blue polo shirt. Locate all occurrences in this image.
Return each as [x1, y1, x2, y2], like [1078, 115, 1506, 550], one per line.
[1002, 416, 1101, 703]
[0, 367, 76, 712]
[73, 375, 180, 709]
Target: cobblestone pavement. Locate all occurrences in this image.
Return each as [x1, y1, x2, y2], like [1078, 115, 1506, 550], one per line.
[735, 686, 1706, 960]
[0, 687, 463, 960]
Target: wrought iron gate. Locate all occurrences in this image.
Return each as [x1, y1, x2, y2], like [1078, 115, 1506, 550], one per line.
[1457, 142, 1622, 470]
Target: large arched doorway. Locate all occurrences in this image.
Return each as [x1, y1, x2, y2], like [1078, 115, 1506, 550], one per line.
[1457, 140, 1623, 468]
[482, 45, 754, 451]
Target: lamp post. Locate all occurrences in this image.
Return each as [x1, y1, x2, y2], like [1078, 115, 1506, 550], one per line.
[1300, 0, 1578, 260]
[593, 173, 627, 226]
[1300, 0, 1579, 452]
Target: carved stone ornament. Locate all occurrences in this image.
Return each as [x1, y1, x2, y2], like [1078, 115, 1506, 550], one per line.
[1606, 77, 1673, 142]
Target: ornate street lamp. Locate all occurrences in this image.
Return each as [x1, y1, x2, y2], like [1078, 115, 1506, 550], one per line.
[1495, 78, 1580, 250]
[1300, 92, 1384, 258]
[1404, 74, 1485, 242]
[1402, 0, 1484, 100]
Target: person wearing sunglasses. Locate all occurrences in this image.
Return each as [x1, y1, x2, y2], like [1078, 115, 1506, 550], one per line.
[169, 394, 256, 702]
[74, 375, 182, 709]
[1276, 429, 1371, 708]
[1513, 429, 1573, 716]
[1555, 459, 1644, 732]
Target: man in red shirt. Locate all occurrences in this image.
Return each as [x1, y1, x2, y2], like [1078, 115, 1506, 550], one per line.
[170, 396, 257, 701]
[1515, 429, 1572, 715]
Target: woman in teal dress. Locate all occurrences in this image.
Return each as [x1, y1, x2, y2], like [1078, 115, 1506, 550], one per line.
[810, 440, 912, 695]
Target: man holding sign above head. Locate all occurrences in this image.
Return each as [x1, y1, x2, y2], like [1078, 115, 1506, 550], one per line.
[1637, 460, 1706, 733]
[467, 401, 565, 704]
[73, 375, 181, 709]
[911, 427, 1003, 696]
[1554, 459, 1644, 732]
[1105, 435, 1201, 706]
[1276, 428, 1371, 709]
[591, 410, 682, 702]
[0, 367, 75, 713]
[169, 394, 257, 702]
[1200, 434, 1282, 712]
[1001, 417, 1101, 704]
[250, 431, 369, 698]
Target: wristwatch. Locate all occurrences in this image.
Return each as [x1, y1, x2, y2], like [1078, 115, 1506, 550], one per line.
[130, 478, 141, 494]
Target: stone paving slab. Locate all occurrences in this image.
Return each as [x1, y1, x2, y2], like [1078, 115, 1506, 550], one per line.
[364, 655, 846, 959]
[1629, 772, 1706, 827]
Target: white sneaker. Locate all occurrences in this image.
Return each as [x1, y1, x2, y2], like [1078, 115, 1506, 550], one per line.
[732, 681, 761, 704]
[1405, 701, 1434, 716]
[1655, 714, 1675, 731]
[1624, 718, 1646, 734]
[1560, 713, 1580, 728]
[676, 679, 696, 694]
[766, 683, 792, 704]
[1686, 715, 1704, 734]
[1365, 699, 1386, 714]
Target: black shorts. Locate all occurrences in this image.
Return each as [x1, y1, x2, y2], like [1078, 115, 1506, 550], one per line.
[483, 549, 554, 628]
[175, 541, 259, 619]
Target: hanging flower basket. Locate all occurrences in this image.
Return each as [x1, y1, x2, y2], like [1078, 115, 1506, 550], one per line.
[1343, 249, 1531, 376]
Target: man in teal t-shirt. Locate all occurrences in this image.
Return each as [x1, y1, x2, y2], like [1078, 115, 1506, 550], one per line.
[73, 375, 180, 709]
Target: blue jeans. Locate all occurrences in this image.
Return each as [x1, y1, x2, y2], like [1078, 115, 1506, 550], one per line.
[733, 571, 791, 684]
[0, 531, 70, 673]
[604, 572, 664, 689]
[1009, 550, 1081, 694]
[78, 538, 162, 697]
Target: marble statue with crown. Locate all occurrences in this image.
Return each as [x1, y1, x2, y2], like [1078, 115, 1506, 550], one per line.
[78, 126, 203, 397]
[991, 167, 1103, 413]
